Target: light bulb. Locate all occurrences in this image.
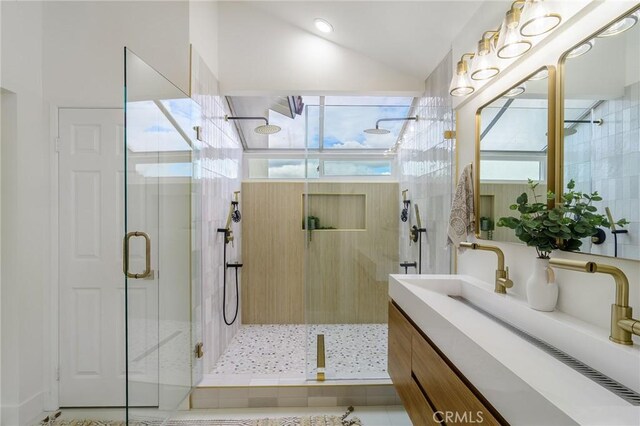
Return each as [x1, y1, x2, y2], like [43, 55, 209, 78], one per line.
[470, 37, 500, 81]
[496, 15, 532, 59]
[449, 59, 475, 97]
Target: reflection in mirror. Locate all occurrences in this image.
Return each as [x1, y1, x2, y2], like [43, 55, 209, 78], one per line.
[562, 8, 639, 260]
[477, 68, 551, 243]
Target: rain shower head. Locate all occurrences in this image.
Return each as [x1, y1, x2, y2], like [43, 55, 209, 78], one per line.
[254, 124, 282, 135]
[364, 127, 391, 135]
[225, 115, 281, 135]
[563, 119, 603, 137]
[364, 115, 418, 135]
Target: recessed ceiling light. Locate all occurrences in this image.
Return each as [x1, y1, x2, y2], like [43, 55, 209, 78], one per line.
[314, 18, 333, 33]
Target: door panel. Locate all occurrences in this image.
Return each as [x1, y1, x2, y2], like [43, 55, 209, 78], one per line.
[59, 108, 140, 406]
[124, 48, 200, 422]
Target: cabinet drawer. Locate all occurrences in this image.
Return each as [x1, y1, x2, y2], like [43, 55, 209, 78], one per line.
[388, 302, 412, 384]
[412, 329, 501, 425]
[402, 375, 442, 425]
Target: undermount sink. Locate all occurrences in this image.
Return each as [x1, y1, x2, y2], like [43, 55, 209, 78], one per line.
[389, 274, 640, 425]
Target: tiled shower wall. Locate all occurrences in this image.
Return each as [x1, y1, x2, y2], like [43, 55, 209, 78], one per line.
[564, 81, 640, 259]
[397, 51, 455, 274]
[191, 51, 244, 373]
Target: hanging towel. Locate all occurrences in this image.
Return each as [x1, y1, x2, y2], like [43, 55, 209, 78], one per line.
[447, 163, 475, 249]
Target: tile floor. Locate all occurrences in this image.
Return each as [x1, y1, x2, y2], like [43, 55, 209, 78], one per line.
[210, 324, 388, 382]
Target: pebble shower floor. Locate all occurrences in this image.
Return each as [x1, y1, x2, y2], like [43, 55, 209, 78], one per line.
[212, 324, 388, 380]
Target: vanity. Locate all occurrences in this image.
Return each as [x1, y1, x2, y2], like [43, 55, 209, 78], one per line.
[388, 274, 640, 425]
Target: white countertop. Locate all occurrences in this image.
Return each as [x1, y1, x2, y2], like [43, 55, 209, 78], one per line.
[389, 274, 640, 426]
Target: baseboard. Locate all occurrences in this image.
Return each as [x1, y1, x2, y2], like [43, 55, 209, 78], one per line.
[1, 403, 19, 426]
[1, 391, 45, 426]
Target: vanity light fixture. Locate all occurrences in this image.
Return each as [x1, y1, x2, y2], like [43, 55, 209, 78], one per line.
[598, 12, 638, 37]
[314, 18, 334, 33]
[449, 53, 476, 96]
[528, 68, 549, 80]
[470, 30, 501, 80]
[496, 1, 532, 59]
[566, 39, 595, 59]
[504, 83, 526, 97]
[448, 0, 563, 98]
[519, 0, 562, 37]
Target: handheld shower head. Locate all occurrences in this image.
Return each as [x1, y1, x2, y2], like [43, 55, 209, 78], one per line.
[414, 204, 423, 229]
[231, 191, 241, 223]
[232, 203, 241, 223]
[401, 190, 410, 223]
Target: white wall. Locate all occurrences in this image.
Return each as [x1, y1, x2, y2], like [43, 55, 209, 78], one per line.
[0, 2, 3, 420]
[1, 1, 197, 424]
[43, 1, 191, 107]
[455, 1, 640, 336]
[190, 1, 220, 80]
[217, 1, 424, 95]
[1, 2, 47, 424]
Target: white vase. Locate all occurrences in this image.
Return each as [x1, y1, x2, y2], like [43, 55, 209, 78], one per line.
[526, 257, 559, 312]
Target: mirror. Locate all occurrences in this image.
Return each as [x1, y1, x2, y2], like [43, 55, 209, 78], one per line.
[561, 6, 640, 260]
[475, 67, 555, 243]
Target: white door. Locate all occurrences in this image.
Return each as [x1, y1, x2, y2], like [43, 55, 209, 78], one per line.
[58, 108, 158, 407]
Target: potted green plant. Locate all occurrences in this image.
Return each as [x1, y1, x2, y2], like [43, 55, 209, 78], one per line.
[497, 179, 628, 311]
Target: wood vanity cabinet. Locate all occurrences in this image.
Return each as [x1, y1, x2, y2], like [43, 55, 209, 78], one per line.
[388, 301, 505, 425]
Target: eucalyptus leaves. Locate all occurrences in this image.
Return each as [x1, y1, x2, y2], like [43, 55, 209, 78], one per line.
[498, 179, 628, 259]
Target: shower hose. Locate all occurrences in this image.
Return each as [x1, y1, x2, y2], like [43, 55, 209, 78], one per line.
[222, 238, 240, 326]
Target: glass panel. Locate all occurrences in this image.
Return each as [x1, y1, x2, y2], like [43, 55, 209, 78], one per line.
[480, 159, 543, 181]
[323, 160, 392, 176]
[125, 48, 198, 423]
[323, 105, 410, 150]
[303, 97, 400, 382]
[247, 158, 319, 179]
[267, 108, 315, 149]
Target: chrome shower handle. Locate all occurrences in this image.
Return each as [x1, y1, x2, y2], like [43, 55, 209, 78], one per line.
[123, 231, 151, 279]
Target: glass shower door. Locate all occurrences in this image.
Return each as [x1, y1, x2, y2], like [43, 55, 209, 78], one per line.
[124, 48, 201, 423]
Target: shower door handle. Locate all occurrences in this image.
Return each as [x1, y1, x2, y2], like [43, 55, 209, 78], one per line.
[123, 231, 152, 279]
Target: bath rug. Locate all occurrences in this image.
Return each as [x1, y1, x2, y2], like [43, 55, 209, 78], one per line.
[48, 415, 362, 426]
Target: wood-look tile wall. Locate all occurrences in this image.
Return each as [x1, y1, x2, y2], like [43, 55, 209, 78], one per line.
[241, 182, 399, 324]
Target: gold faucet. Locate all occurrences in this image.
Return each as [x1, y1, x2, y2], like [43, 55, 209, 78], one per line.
[460, 242, 513, 294]
[549, 259, 640, 345]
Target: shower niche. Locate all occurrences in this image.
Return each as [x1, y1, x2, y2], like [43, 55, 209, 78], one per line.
[302, 193, 366, 231]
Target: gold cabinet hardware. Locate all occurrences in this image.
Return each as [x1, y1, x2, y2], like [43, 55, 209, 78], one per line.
[195, 342, 204, 359]
[123, 231, 151, 279]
